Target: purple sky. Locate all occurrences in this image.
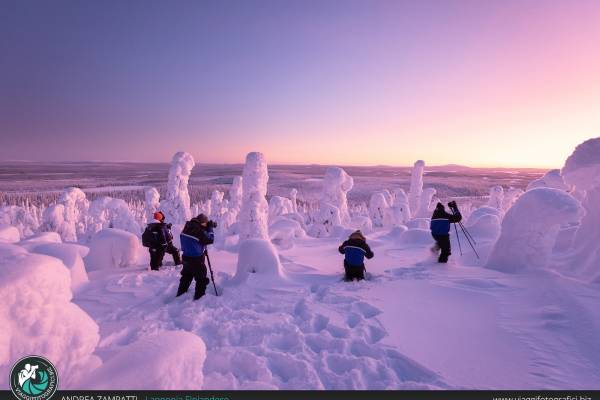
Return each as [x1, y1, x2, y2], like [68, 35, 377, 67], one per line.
[1, 0, 599, 167]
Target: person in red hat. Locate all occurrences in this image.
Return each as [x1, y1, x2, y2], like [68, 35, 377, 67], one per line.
[141, 211, 182, 270]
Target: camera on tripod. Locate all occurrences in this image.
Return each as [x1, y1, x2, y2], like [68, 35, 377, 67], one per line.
[447, 200, 458, 211]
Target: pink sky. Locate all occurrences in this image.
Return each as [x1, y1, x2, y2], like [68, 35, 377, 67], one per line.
[2, 0, 599, 167]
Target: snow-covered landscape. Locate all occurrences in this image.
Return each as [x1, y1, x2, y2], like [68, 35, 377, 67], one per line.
[1, 138, 599, 390]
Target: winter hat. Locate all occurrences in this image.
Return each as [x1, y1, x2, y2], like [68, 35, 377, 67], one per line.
[436, 202, 444, 210]
[196, 214, 209, 224]
[153, 211, 165, 221]
[349, 230, 366, 241]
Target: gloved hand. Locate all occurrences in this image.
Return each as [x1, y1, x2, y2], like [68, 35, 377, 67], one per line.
[447, 201, 459, 212]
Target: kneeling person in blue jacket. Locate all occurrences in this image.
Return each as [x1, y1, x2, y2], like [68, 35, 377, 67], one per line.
[177, 214, 215, 300]
[339, 230, 374, 281]
[430, 201, 462, 263]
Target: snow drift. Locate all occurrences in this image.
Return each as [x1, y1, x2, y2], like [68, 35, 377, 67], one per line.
[0, 246, 100, 388]
[85, 228, 140, 271]
[232, 239, 287, 284]
[486, 188, 583, 273]
[79, 331, 206, 390]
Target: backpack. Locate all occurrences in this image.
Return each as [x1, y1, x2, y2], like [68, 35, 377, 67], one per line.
[142, 225, 161, 248]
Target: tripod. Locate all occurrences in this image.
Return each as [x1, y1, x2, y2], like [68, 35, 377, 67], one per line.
[451, 210, 479, 259]
[204, 249, 219, 296]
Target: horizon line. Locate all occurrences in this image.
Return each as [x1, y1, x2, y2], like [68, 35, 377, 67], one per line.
[0, 159, 555, 170]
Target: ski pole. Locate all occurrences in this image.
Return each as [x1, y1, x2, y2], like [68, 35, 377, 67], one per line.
[204, 249, 219, 296]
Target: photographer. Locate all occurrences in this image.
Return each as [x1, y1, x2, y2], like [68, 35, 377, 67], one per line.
[176, 213, 216, 300]
[430, 201, 462, 263]
[142, 211, 181, 271]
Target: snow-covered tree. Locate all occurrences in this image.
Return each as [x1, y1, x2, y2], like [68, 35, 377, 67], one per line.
[160, 151, 195, 225]
[415, 187, 436, 218]
[560, 137, 600, 279]
[408, 160, 425, 217]
[369, 192, 392, 227]
[238, 152, 269, 240]
[486, 188, 582, 273]
[268, 196, 294, 222]
[0, 205, 39, 238]
[391, 189, 411, 225]
[144, 187, 160, 222]
[487, 186, 504, 210]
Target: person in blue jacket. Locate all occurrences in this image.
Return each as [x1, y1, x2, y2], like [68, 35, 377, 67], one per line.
[176, 213, 215, 300]
[338, 230, 374, 281]
[430, 201, 462, 263]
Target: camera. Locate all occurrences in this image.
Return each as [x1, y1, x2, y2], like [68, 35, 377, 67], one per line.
[207, 220, 218, 229]
[447, 200, 458, 210]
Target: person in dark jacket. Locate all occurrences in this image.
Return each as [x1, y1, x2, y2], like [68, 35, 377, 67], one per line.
[176, 213, 215, 300]
[146, 211, 181, 271]
[338, 230, 374, 281]
[430, 201, 462, 263]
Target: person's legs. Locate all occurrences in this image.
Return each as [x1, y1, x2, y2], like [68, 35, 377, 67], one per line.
[344, 261, 365, 281]
[343, 261, 353, 281]
[193, 263, 210, 300]
[150, 248, 165, 270]
[356, 266, 365, 281]
[438, 235, 451, 263]
[177, 256, 198, 296]
[166, 243, 182, 265]
[176, 273, 193, 296]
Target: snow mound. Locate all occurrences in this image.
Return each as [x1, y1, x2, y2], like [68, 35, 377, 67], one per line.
[486, 188, 583, 273]
[527, 169, 569, 192]
[466, 213, 501, 242]
[0, 243, 28, 258]
[381, 225, 409, 241]
[28, 242, 90, 291]
[85, 228, 140, 271]
[349, 215, 373, 234]
[558, 186, 600, 279]
[466, 206, 502, 226]
[0, 248, 100, 388]
[406, 218, 430, 230]
[398, 229, 433, 247]
[0, 225, 20, 243]
[269, 217, 305, 249]
[561, 137, 600, 191]
[80, 331, 206, 389]
[20, 231, 62, 245]
[232, 239, 287, 284]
